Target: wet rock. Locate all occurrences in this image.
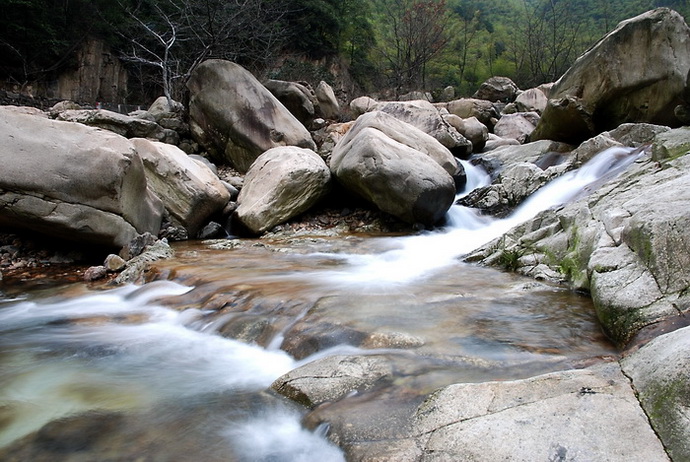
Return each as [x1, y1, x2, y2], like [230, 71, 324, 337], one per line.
[119, 232, 158, 261]
[197, 221, 225, 239]
[104, 254, 126, 272]
[83, 265, 107, 281]
[271, 355, 394, 407]
[115, 238, 174, 284]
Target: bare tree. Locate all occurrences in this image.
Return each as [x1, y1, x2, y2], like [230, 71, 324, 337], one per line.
[376, 0, 451, 94]
[108, 0, 290, 104]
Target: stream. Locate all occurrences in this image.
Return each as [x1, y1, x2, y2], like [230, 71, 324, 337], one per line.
[0, 147, 643, 461]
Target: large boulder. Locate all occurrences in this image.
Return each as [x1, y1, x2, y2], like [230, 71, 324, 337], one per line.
[493, 112, 539, 143]
[347, 98, 472, 156]
[532, 8, 690, 143]
[186, 59, 316, 173]
[132, 139, 231, 237]
[263, 79, 317, 125]
[330, 111, 457, 226]
[472, 76, 520, 103]
[0, 106, 164, 249]
[315, 80, 340, 119]
[235, 146, 331, 234]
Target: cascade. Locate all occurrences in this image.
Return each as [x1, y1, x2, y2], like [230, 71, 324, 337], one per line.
[0, 145, 644, 460]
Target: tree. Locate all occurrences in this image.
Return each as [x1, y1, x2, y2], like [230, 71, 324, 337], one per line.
[106, 0, 290, 104]
[375, 0, 452, 94]
[451, 0, 493, 85]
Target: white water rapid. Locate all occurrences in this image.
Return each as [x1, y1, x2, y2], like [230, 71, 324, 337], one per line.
[318, 146, 644, 286]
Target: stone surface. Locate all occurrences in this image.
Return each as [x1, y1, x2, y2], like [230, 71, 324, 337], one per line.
[315, 80, 340, 119]
[622, 326, 690, 461]
[533, 8, 690, 143]
[413, 363, 668, 461]
[186, 59, 316, 172]
[271, 355, 394, 407]
[235, 146, 331, 234]
[330, 112, 457, 226]
[264, 79, 317, 124]
[473, 76, 519, 103]
[0, 106, 164, 249]
[132, 139, 230, 237]
[514, 87, 548, 114]
[493, 112, 539, 143]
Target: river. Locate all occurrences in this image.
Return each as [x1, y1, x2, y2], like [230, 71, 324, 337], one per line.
[0, 147, 642, 461]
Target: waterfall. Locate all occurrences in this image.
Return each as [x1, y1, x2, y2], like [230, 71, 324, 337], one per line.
[318, 146, 645, 286]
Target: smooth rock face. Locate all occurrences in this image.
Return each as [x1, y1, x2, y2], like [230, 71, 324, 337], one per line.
[56, 109, 174, 143]
[0, 106, 164, 248]
[472, 76, 519, 103]
[493, 112, 539, 143]
[235, 146, 331, 234]
[271, 355, 393, 407]
[186, 59, 316, 173]
[132, 139, 231, 237]
[264, 79, 316, 124]
[413, 363, 668, 461]
[347, 98, 472, 156]
[533, 8, 690, 143]
[330, 112, 457, 225]
[515, 87, 548, 114]
[622, 326, 690, 461]
[315, 80, 340, 119]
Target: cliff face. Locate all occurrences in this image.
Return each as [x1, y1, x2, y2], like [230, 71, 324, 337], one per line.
[56, 39, 128, 104]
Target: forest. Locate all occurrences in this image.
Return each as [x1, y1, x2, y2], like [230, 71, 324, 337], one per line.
[1, 0, 689, 103]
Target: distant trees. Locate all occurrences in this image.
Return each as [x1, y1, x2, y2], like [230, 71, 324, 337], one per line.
[375, 0, 452, 94]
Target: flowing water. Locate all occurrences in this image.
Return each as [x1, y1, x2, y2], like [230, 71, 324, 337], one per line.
[0, 147, 644, 461]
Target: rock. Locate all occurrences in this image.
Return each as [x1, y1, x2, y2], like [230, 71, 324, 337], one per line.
[271, 355, 393, 407]
[132, 139, 231, 237]
[439, 85, 455, 102]
[55, 108, 170, 141]
[472, 76, 519, 102]
[115, 238, 174, 284]
[330, 111, 456, 226]
[514, 88, 548, 114]
[442, 114, 488, 152]
[349, 96, 378, 117]
[197, 221, 226, 239]
[493, 112, 539, 143]
[315, 81, 340, 119]
[147, 96, 183, 119]
[480, 139, 573, 171]
[470, 135, 690, 346]
[621, 326, 690, 461]
[412, 363, 667, 461]
[482, 133, 521, 152]
[399, 91, 432, 102]
[119, 232, 158, 261]
[607, 123, 670, 148]
[0, 106, 164, 249]
[651, 126, 690, 161]
[186, 59, 316, 173]
[264, 79, 317, 124]
[83, 265, 107, 281]
[347, 99, 473, 157]
[104, 254, 126, 272]
[532, 8, 690, 143]
[443, 98, 499, 129]
[235, 146, 331, 234]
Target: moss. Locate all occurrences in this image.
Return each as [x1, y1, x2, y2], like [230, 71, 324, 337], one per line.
[641, 378, 690, 461]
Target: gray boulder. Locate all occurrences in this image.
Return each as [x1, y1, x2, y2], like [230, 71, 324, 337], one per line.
[347, 98, 472, 156]
[472, 76, 519, 103]
[442, 98, 499, 129]
[315, 80, 340, 119]
[514, 87, 548, 114]
[55, 108, 176, 144]
[0, 106, 164, 248]
[132, 139, 231, 237]
[533, 8, 690, 143]
[235, 146, 331, 234]
[330, 112, 456, 226]
[264, 79, 317, 124]
[443, 114, 488, 152]
[493, 112, 539, 143]
[412, 363, 667, 461]
[186, 59, 316, 173]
